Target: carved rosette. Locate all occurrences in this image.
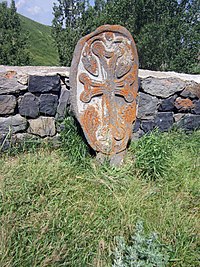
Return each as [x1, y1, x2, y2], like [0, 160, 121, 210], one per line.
[70, 25, 138, 157]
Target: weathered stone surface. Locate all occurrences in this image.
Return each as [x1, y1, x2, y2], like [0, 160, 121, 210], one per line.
[191, 100, 200, 115]
[137, 92, 160, 119]
[139, 69, 200, 83]
[173, 113, 185, 122]
[28, 75, 61, 93]
[175, 97, 194, 111]
[0, 95, 16, 114]
[132, 129, 145, 140]
[18, 93, 39, 118]
[39, 94, 58, 116]
[141, 77, 185, 98]
[0, 76, 27, 94]
[141, 120, 155, 133]
[133, 119, 141, 133]
[159, 95, 176, 111]
[177, 114, 200, 131]
[18, 74, 28, 85]
[70, 25, 138, 161]
[12, 133, 37, 142]
[0, 114, 27, 134]
[0, 66, 70, 78]
[28, 116, 56, 137]
[180, 82, 200, 99]
[154, 112, 174, 131]
[56, 87, 70, 120]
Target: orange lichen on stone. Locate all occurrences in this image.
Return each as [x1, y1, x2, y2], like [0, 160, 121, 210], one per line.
[4, 71, 17, 79]
[175, 97, 194, 110]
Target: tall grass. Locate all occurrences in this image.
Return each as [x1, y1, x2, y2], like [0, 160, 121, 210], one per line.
[0, 129, 199, 266]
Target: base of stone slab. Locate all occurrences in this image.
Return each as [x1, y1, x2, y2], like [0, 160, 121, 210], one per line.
[96, 150, 127, 167]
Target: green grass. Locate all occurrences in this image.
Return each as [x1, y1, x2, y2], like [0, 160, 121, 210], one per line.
[19, 14, 59, 66]
[0, 130, 199, 266]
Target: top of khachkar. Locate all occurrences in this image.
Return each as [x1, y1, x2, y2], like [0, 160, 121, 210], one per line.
[70, 25, 138, 165]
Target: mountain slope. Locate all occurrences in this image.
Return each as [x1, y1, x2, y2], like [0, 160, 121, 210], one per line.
[19, 14, 59, 66]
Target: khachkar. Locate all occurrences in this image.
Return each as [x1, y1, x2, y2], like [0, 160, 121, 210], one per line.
[70, 25, 138, 165]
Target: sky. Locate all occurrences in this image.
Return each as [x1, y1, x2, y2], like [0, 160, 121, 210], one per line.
[1, 0, 58, 25]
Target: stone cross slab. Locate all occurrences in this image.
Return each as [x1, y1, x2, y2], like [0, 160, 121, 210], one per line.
[70, 25, 138, 165]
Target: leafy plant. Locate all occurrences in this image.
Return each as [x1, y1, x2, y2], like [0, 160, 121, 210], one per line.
[112, 221, 170, 267]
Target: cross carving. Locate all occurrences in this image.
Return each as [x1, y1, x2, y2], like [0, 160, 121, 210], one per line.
[79, 72, 136, 103]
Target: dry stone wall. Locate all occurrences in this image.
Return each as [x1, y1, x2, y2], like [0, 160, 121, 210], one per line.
[0, 66, 200, 151]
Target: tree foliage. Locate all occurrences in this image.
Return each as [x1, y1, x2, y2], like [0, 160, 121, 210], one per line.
[0, 0, 30, 65]
[52, 0, 199, 73]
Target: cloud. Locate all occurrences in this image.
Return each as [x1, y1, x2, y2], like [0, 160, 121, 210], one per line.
[16, 0, 27, 9]
[27, 5, 42, 15]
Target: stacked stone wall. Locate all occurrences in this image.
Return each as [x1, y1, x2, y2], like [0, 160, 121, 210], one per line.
[0, 66, 199, 151]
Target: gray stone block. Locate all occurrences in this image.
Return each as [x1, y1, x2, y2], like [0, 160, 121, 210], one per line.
[18, 93, 39, 118]
[28, 75, 61, 93]
[28, 116, 56, 137]
[192, 100, 200, 115]
[39, 94, 58, 116]
[137, 92, 160, 120]
[56, 87, 70, 120]
[0, 76, 27, 95]
[141, 77, 185, 98]
[0, 95, 16, 115]
[177, 114, 200, 131]
[0, 114, 27, 134]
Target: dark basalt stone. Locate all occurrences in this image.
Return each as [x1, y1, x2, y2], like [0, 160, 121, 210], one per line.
[28, 75, 61, 93]
[159, 95, 176, 112]
[191, 100, 200, 115]
[56, 86, 70, 120]
[141, 120, 156, 133]
[39, 94, 58, 116]
[137, 92, 160, 120]
[154, 112, 174, 132]
[177, 114, 200, 131]
[133, 118, 141, 133]
[18, 93, 39, 118]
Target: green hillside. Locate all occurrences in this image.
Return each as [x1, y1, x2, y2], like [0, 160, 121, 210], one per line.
[19, 14, 59, 66]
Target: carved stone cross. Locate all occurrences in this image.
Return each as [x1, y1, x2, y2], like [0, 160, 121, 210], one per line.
[70, 25, 138, 165]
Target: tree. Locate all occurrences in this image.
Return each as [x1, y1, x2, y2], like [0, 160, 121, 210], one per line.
[0, 0, 30, 65]
[52, 0, 88, 66]
[104, 0, 200, 73]
[52, 0, 199, 73]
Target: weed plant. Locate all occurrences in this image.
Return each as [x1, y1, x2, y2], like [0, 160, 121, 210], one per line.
[0, 130, 199, 266]
[112, 221, 170, 267]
